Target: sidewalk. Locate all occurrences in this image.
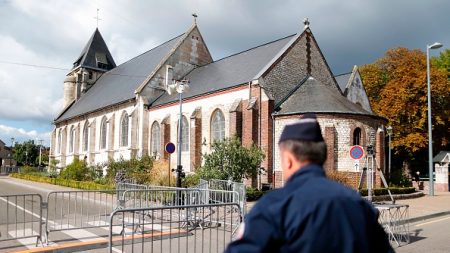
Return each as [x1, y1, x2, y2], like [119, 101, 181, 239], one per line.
[396, 191, 450, 220]
[246, 191, 450, 221]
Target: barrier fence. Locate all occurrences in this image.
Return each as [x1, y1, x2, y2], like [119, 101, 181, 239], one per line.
[207, 179, 246, 216]
[375, 204, 410, 247]
[0, 194, 43, 246]
[108, 203, 241, 253]
[45, 190, 118, 243]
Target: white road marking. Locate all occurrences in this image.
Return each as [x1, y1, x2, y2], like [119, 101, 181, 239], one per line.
[8, 229, 39, 249]
[415, 216, 450, 227]
[0, 196, 55, 225]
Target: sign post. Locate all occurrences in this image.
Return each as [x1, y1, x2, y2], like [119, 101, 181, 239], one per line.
[165, 142, 176, 186]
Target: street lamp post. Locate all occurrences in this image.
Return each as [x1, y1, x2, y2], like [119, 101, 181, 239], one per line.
[386, 126, 393, 182]
[426, 42, 443, 196]
[166, 79, 190, 188]
[10, 137, 15, 169]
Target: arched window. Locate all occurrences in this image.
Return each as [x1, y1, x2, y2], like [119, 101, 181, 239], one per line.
[120, 112, 129, 147]
[69, 126, 75, 153]
[100, 117, 107, 149]
[211, 109, 225, 142]
[178, 116, 189, 152]
[353, 127, 361, 146]
[150, 121, 160, 156]
[82, 122, 89, 152]
[57, 130, 62, 154]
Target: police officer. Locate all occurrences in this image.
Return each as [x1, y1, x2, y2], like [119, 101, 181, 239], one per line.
[226, 114, 394, 253]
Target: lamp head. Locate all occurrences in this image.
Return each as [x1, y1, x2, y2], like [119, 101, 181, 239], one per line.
[428, 42, 443, 49]
[386, 125, 393, 135]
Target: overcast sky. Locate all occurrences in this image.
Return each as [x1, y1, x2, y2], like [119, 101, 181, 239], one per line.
[0, 0, 449, 146]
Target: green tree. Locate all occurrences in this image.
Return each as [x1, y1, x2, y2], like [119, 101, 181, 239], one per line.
[12, 140, 39, 166]
[432, 49, 450, 79]
[197, 137, 265, 182]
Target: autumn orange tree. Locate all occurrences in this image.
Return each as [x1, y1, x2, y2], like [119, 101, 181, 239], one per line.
[360, 48, 450, 173]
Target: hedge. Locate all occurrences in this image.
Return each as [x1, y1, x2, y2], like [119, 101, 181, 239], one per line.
[10, 173, 114, 191]
[359, 187, 416, 196]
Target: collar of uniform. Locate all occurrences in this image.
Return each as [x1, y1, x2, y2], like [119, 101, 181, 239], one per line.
[285, 163, 326, 185]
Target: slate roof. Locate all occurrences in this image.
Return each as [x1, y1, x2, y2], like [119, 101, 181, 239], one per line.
[73, 28, 116, 71]
[334, 72, 351, 93]
[433, 151, 450, 163]
[56, 34, 185, 122]
[149, 35, 295, 107]
[275, 76, 375, 116]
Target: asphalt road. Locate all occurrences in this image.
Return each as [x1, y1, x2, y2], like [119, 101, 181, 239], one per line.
[0, 176, 117, 252]
[396, 215, 450, 253]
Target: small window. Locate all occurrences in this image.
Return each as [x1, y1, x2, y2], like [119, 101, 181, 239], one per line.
[150, 121, 160, 156]
[353, 127, 361, 146]
[120, 112, 129, 147]
[100, 117, 107, 149]
[57, 130, 63, 154]
[211, 109, 225, 142]
[69, 126, 75, 153]
[88, 71, 93, 79]
[82, 123, 89, 152]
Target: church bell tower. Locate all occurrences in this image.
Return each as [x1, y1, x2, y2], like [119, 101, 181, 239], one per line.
[63, 28, 116, 108]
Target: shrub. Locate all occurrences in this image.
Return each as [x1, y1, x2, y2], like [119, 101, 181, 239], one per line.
[19, 166, 39, 174]
[105, 155, 154, 184]
[359, 187, 416, 196]
[148, 159, 176, 186]
[10, 173, 114, 190]
[183, 173, 201, 188]
[246, 187, 268, 201]
[198, 137, 265, 182]
[60, 158, 90, 181]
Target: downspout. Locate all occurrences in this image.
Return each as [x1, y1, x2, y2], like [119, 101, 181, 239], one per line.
[271, 111, 276, 188]
[258, 84, 262, 190]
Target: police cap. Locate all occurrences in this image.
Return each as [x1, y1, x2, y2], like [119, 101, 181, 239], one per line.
[278, 113, 324, 143]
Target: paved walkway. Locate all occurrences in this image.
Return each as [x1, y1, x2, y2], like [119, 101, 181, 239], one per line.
[246, 191, 450, 220]
[396, 191, 450, 219]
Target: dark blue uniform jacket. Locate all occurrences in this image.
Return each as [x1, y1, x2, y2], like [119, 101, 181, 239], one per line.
[226, 164, 394, 253]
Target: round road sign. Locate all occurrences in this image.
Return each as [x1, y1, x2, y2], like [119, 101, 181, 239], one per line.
[165, 142, 176, 154]
[349, 145, 364, 160]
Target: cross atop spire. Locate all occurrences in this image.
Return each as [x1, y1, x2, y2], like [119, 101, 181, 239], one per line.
[94, 8, 102, 28]
[303, 17, 310, 30]
[192, 13, 198, 24]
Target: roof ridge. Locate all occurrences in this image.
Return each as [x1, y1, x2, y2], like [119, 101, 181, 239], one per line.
[274, 75, 310, 110]
[334, 71, 352, 77]
[211, 34, 296, 64]
[110, 33, 185, 70]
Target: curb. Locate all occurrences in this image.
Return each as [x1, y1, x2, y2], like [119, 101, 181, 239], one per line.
[403, 210, 450, 224]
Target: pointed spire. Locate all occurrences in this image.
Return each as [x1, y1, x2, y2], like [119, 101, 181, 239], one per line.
[72, 29, 116, 71]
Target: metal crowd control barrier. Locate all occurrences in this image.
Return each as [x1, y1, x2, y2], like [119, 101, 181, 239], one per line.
[45, 190, 118, 243]
[108, 203, 241, 253]
[121, 189, 239, 209]
[207, 179, 246, 216]
[375, 204, 410, 247]
[0, 194, 43, 246]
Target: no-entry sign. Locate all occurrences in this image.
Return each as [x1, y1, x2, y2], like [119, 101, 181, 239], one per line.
[165, 142, 176, 154]
[349, 145, 364, 160]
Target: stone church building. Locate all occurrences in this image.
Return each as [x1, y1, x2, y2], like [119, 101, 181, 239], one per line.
[51, 20, 387, 188]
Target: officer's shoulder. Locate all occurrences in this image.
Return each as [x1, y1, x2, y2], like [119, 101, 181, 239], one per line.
[249, 188, 289, 214]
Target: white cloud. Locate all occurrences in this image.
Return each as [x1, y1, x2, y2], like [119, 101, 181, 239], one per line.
[0, 124, 51, 146]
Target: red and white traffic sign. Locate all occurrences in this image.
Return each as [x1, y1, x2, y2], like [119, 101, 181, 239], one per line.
[349, 145, 364, 160]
